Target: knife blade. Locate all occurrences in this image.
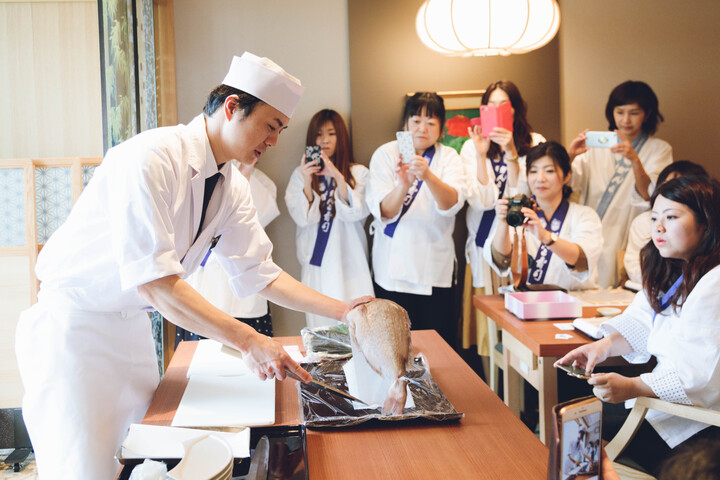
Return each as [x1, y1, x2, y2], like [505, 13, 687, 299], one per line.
[284, 369, 370, 407]
[247, 435, 269, 480]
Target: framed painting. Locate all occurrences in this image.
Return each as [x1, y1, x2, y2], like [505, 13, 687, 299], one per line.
[439, 90, 485, 153]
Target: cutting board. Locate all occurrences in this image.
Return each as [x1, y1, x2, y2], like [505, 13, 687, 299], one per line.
[171, 374, 275, 427]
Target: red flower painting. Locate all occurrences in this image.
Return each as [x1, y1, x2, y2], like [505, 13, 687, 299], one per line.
[445, 115, 472, 137]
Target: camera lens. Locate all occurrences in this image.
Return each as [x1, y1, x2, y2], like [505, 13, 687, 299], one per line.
[506, 208, 525, 227]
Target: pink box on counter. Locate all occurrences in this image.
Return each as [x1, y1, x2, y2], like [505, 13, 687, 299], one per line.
[505, 291, 583, 320]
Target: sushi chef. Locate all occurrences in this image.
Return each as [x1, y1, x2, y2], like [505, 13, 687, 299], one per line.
[15, 52, 368, 479]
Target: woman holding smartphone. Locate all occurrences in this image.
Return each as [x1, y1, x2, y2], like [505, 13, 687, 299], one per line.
[568, 80, 673, 288]
[484, 141, 603, 290]
[556, 176, 720, 476]
[285, 109, 373, 328]
[366, 92, 465, 346]
[461, 80, 546, 291]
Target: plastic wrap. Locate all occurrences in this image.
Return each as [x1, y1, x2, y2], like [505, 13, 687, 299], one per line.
[300, 324, 352, 360]
[298, 353, 464, 427]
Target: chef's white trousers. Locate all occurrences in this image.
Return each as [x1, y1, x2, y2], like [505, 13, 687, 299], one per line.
[15, 302, 160, 479]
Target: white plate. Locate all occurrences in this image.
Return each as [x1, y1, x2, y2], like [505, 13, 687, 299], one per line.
[167, 434, 233, 480]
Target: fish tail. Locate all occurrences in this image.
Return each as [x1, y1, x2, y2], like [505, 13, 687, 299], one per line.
[382, 377, 408, 416]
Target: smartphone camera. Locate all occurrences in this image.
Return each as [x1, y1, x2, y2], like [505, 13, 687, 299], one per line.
[305, 145, 324, 170]
[506, 194, 534, 227]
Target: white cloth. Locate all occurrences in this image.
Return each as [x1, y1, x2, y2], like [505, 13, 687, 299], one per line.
[570, 137, 672, 287]
[222, 52, 304, 117]
[483, 202, 603, 290]
[186, 167, 280, 317]
[599, 265, 720, 448]
[285, 164, 374, 327]
[16, 305, 159, 480]
[16, 114, 282, 478]
[624, 211, 652, 285]
[461, 132, 546, 287]
[366, 141, 465, 294]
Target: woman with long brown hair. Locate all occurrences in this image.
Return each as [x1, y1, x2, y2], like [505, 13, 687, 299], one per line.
[556, 176, 720, 476]
[285, 109, 374, 328]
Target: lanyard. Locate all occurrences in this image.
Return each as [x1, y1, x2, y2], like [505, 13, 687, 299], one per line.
[309, 176, 337, 267]
[383, 145, 435, 238]
[653, 274, 683, 324]
[595, 134, 648, 219]
[474, 159, 508, 247]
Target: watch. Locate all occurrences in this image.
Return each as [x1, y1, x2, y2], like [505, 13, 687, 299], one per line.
[543, 232, 558, 246]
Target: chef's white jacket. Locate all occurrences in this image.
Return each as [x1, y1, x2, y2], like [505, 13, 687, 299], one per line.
[186, 167, 280, 318]
[600, 265, 720, 448]
[461, 132, 546, 287]
[285, 163, 374, 327]
[623, 211, 652, 285]
[366, 141, 465, 295]
[570, 137, 672, 288]
[35, 114, 282, 311]
[483, 202, 603, 291]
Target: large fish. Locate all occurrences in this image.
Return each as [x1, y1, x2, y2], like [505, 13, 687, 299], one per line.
[345, 299, 412, 415]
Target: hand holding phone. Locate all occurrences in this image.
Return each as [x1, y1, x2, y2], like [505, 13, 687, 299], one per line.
[305, 145, 324, 170]
[585, 131, 619, 148]
[557, 363, 591, 380]
[480, 102, 513, 138]
[396, 131, 415, 164]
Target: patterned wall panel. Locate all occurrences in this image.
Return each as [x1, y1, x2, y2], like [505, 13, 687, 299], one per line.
[0, 169, 26, 247]
[35, 167, 72, 244]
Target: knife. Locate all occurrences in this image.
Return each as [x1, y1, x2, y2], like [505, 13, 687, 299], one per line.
[283, 368, 370, 407]
[220, 345, 370, 406]
[247, 435, 269, 480]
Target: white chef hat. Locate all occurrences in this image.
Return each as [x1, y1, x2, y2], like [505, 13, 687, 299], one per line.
[222, 52, 304, 118]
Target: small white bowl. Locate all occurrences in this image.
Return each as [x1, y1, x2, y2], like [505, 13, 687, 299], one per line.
[597, 307, 622, 318]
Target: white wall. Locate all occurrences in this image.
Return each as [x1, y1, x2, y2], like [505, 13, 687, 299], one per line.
[173, 0, 352, 335]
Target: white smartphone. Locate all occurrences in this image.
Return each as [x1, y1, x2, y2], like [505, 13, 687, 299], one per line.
[396, 131, 414, 164]
[558, 397, 602, 480]
[585, 131, 618, 148]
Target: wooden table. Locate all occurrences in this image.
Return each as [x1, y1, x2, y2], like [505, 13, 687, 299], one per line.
[142, 330, 551, 478]
[473, 294, 599, 446]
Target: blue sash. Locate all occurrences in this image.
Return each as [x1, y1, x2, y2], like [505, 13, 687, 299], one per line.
[309, 176, 336, 267]
[383, 146, 435, 238]
[595, 134, 649, 220]
[528, 199, 570, 285]
[475, 159, 508, 247]
[652, 274, 683, 324]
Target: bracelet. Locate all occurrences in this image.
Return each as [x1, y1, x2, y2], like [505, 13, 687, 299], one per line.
[505, 155, 519, 163]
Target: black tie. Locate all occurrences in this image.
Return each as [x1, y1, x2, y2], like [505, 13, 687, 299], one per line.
[194, 172, 222, 243]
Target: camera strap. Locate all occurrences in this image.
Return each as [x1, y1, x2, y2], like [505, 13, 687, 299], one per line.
[309, 176, 336, 266]
[511, 226, 529, 289]
[595, 134, 648, 219]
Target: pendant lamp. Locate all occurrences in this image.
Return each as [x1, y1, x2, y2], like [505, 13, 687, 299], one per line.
[416, 0, 561, 57]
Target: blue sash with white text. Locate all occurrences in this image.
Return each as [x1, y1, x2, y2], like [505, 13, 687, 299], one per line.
[383, 146, 435, 238]
[309, 176, 336, 266]
[595, 134, 649, 220]
[528, 199, 570, 284]
[475, 159, 508, 246]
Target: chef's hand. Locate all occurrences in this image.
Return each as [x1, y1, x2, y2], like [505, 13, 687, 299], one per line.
[589, 373, 650, 404]
[340, 295, 374, 323]
[243, 333, 312, 383]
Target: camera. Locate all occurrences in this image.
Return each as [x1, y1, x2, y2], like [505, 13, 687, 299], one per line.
[506, 194, 534, 227]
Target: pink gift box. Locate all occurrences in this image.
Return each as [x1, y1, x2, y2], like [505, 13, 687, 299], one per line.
[505, 291, 583, 320]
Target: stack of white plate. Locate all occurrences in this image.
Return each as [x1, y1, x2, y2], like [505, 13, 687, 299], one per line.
[167, 434, 233, 480]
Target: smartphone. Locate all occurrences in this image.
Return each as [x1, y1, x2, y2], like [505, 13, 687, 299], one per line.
[585, 131, 619, 148]
[557, 397, 602, 480]
[557, 363, 591, 380]
[396, 131, 415, 164]
[305, 145, 324, 170]
[480, 102, 513, 137]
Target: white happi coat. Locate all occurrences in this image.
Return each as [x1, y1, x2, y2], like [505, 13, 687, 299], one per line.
[570, 137, 672, 287]
[461, 132, 546, 287]
[285, 163, 374, 327]
[15, 114, 281, 479]
[186, 167, 280, 317]
[624, 211, 652, 286]
[600, 265, 720, 448]
[483, 202, 603, 291]
[366, 141, 465, 295]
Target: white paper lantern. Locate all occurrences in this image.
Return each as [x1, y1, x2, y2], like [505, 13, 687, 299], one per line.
[415, 0, 561, 57]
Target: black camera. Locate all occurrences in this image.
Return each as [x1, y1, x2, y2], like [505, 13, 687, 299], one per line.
[505, 194, 534, 227]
